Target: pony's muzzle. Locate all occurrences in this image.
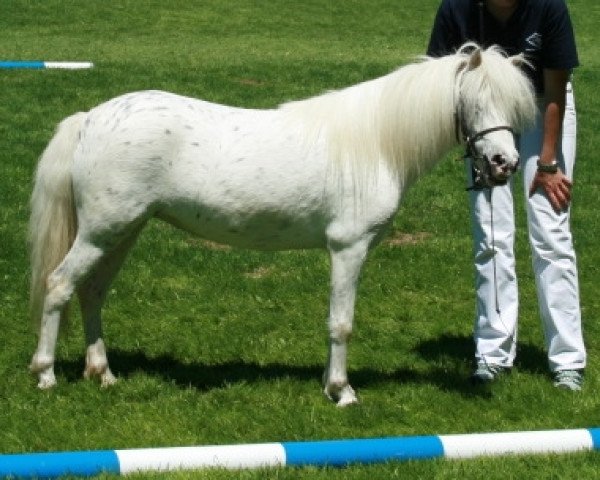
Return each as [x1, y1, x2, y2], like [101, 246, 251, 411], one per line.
[490, 154, 519, 180]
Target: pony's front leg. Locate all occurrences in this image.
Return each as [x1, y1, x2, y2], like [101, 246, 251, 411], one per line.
[323, 241, 369, 407]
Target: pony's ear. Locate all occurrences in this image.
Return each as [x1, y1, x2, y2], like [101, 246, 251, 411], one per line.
[455, 46, 482, 76]
[467, 48, 482, 70]
[510, 53, 530, 68]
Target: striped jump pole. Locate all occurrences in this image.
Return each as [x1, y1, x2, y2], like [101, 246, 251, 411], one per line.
[0, 61, 93, 69]
[1, 428, 599, 479]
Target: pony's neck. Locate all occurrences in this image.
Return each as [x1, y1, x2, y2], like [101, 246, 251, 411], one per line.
[280, 55, 461, 188]
[377, 56, 459, 186]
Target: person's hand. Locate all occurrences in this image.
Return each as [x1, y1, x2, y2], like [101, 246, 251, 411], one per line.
[529, 169, 572, 212]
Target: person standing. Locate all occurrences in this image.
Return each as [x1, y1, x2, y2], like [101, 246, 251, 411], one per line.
[427, 0, 586, 390]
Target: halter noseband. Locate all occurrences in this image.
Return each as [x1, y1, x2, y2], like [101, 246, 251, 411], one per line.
[465, 125, 515, 157]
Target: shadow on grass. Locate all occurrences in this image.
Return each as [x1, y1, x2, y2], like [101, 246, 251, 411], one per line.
[58, 350, 323, 392]
[57, 350, 489, 399]
[54, 333, 547, 398]
[414, 333, 548, 375]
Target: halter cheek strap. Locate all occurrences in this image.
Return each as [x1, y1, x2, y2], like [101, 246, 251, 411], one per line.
[452, 58, 514, 149]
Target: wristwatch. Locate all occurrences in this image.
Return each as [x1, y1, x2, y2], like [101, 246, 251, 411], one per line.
[537, 159, 559, 174]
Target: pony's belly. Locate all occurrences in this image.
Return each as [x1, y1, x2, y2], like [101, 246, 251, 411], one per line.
[156, 205, 328, 251]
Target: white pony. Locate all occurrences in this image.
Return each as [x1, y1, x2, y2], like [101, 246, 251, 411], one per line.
[29, 44, 536, 406]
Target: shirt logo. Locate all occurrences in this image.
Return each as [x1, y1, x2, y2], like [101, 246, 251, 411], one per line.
[525, 32, 542, 52]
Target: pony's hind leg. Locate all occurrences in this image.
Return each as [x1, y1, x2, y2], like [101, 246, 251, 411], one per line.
[77, 228, 142, 386]
[30, 238, 105, 388]
[323, 239, 369, 407]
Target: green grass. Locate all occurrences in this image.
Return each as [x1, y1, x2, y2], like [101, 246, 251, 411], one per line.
[1, 0, 600, 478]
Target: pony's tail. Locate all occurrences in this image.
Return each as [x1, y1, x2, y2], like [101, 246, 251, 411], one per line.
[29, 112, 86, 325]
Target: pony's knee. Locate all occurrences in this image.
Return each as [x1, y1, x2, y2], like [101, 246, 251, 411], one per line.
[329, 318, 353, 342]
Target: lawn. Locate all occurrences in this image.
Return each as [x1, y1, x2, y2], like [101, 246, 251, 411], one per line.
[1, 1, 600, 478]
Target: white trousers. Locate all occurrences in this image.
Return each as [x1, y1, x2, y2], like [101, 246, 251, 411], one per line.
[466, 83, 586, 372]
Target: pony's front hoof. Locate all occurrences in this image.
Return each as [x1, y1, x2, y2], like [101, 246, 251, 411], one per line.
[36, 369, 57, 389]
[100, 369, 117, 388]
[324, 384, 358, 407]
[335, 385, 358, 407]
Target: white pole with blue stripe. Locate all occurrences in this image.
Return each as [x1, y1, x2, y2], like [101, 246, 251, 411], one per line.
[1, 428, 599, 478]
[0, 61, 93, 69]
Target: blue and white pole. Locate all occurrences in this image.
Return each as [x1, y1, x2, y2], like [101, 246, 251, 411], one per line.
[1, 428, 599, 478]
[0, 61, 93, 69]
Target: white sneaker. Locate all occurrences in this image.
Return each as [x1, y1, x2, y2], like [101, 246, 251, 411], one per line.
[471, 363, 509, 383]
[553, 370, 583, 391]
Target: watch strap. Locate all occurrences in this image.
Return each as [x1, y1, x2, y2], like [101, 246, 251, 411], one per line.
[537, 160, 559, 174]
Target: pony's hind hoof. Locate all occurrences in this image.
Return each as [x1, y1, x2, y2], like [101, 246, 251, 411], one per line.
[84, 364, 117, 388]
[84, 339, 116, 387]
[30, 355, 57, 389]
[100, 369, 117, 388]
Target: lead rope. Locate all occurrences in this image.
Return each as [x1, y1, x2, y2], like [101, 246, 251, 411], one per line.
[487, 188, 501, 315]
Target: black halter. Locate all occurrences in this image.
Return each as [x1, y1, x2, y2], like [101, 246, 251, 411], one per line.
[464, 125, 517, 190]
[454, 105, 517, 190]
[465, 125, 515, 157]
[453, 99, 515, 150]
[452, 48, 518, 190]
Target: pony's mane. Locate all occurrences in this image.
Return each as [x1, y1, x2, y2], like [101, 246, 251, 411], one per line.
[281, 44, 536, 187]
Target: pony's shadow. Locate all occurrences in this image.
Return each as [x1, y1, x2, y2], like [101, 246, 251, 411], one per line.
[58, 350, 323, 392]
[59, 350, 481, 398]
[56, 333, 547, 398]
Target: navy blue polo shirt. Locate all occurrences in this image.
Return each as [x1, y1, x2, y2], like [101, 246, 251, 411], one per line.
[427, 0, 579, 93]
